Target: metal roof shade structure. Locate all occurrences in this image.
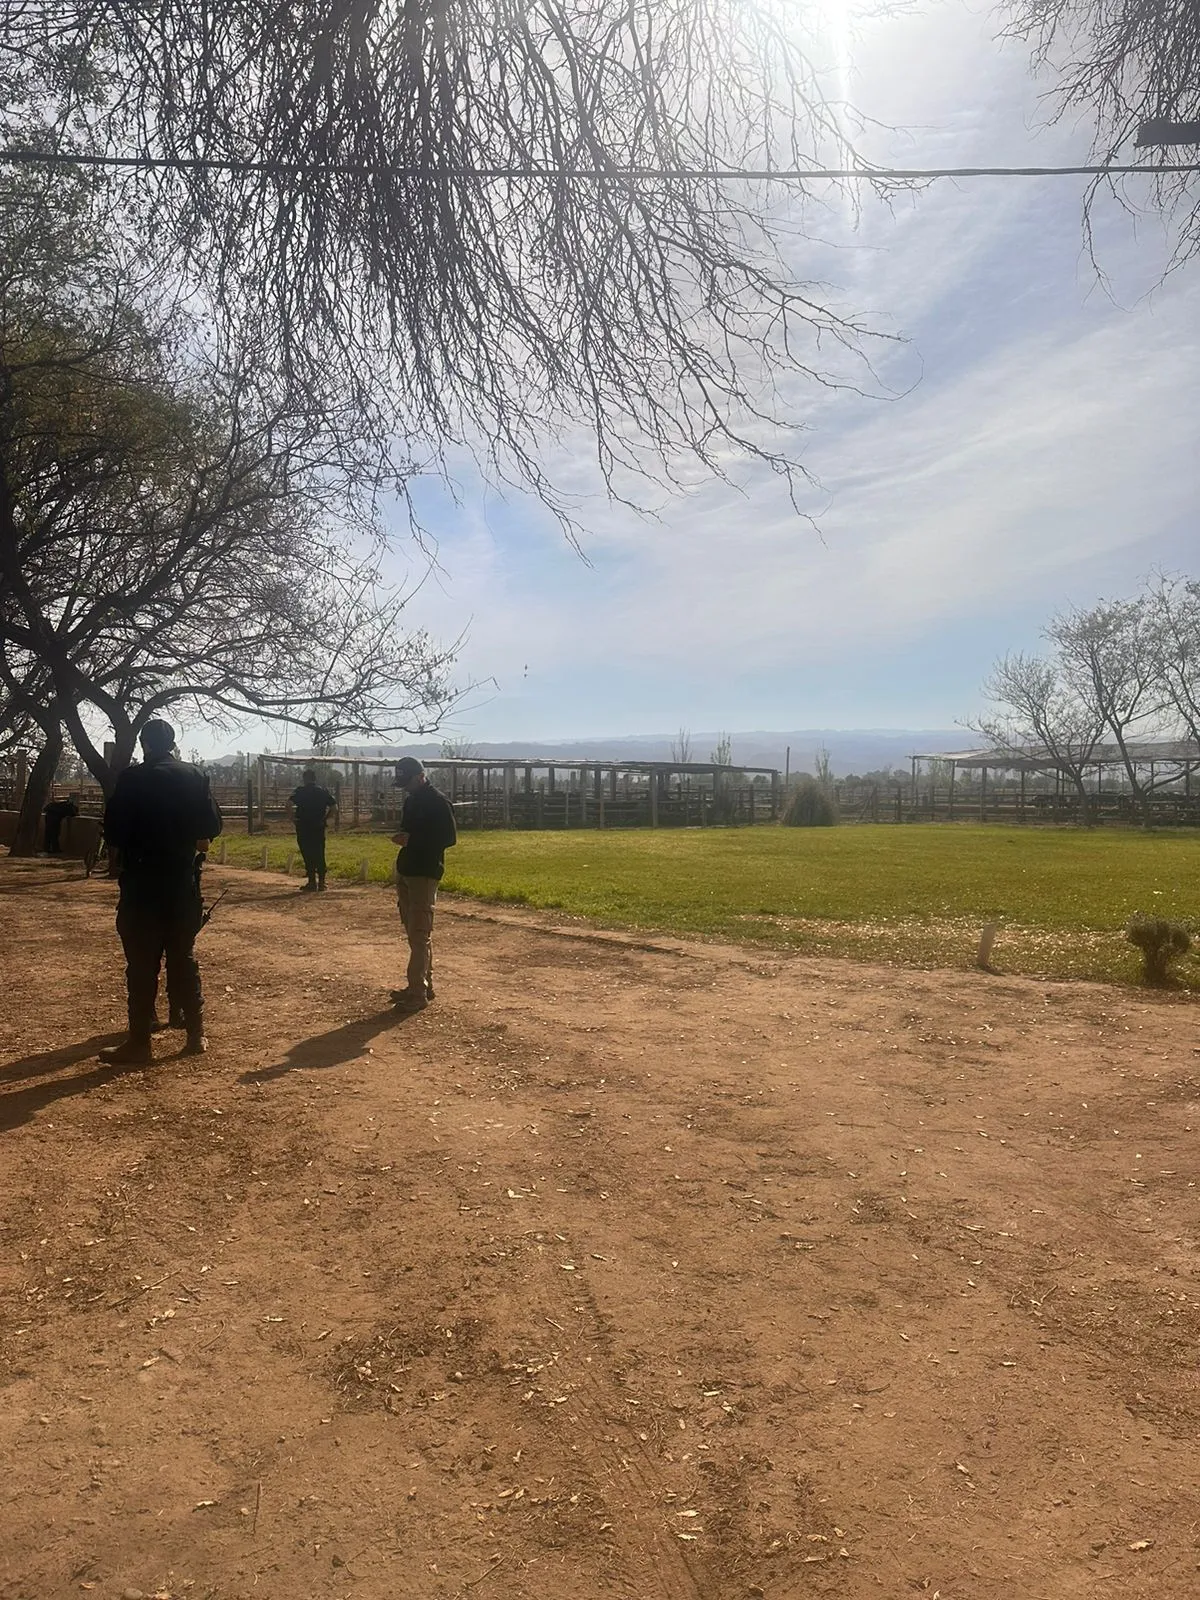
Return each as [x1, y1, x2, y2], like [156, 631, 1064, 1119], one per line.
[909, 740, 1200, 773]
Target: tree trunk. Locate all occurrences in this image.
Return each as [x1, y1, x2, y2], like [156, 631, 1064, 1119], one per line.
[1071, 775, 1093, 827]
[9, 727, 63, 855]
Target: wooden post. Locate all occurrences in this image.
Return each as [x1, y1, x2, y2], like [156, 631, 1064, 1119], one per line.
[979, 764, 987, 822]
[748, 782, 755, 824]
[256, 755, 267, 829]
[246, 776, 254, 833]
[948, 762, 956, 821]
[503, 763, 512, 827]
[579, 764, 588, 827]
[352, 761, 360, 828]
[536, 787, 545, 828]
[217, 838, 227, 864]
[598, 776, 605, 829]
[260, 844, 269, 869]
[771, 771, 780, 820]
[650, 769, 659, 828]
[1019, 767, 1027, 822]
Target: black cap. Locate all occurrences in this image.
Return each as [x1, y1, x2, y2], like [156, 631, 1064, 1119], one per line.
[393, 757, 425, 785]
[140, 718, 176, 754]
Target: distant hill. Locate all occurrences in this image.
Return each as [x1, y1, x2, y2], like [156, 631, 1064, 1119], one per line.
[257, 729, 965, 778]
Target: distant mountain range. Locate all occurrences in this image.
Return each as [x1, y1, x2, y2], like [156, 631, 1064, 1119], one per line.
[258, 729, 967, 778]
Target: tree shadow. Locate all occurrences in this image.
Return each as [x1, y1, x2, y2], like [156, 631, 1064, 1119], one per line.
[0, 865, 93, 893]
[241, 1007, 412, 1084]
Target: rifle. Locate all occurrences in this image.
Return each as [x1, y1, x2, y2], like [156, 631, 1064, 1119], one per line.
[197, 886, 229, 933]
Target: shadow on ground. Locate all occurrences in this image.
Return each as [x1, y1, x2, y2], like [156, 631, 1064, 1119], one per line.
[242, 1007, 414, 1083]
[0, 1038, 143, 1133]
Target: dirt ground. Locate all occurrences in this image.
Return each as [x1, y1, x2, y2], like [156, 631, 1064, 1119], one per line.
[2, 857, 1200, 1600]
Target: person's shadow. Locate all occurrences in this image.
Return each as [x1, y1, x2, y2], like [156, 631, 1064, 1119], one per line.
[240, 1007, 413, 1084]
[0, 1034, 138, 1133]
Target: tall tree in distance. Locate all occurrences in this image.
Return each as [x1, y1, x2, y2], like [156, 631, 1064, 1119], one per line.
[976, 650, 1107, 821]
[1, 2, 892, 521]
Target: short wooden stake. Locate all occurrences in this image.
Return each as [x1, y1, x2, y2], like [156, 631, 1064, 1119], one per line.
[360, 858, 370, 882]
[260, 845, 269, 869]
[286, 853, 295, 875]
[217, 838, 227, 864]
[977, 922, 998, 971]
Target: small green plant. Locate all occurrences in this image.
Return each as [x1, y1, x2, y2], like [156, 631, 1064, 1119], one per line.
[782, 777, 838, 827]
[1125, 916, 1191, 986]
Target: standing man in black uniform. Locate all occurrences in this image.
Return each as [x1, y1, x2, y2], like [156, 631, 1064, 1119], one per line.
[100, 719, 223, 1064]
[42, 793, 79, 852]
[287, 767, 338, 892]
[390, 757, 457, 1011]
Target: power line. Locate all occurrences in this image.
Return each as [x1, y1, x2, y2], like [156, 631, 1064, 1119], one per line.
[3, 147, 1200, 182]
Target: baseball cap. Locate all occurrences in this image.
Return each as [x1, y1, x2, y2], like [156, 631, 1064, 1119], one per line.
[393, 757, 425, 785]
[140, 718, 176, 754]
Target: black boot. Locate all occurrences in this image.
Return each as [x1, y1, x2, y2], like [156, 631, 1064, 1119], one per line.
[149, 1007, 186, 1033]
[99, 1035, 153, 1066]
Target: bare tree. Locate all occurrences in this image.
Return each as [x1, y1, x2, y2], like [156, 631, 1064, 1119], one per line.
[974, 651, 1107, 820]
[670, 727, 693, 765]
[1, 219, 457, 826]
[709, 731, 733, 767]
[1147, 573, 1200, 744]
[1, 2, 893, 519]
[1005, 0, 1200, 256]
[1048, 598, 1169, 820]
[439, 737, 480, 760]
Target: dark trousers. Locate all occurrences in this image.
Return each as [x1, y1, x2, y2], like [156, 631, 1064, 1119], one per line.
[116, 884, 203, 1039]
[296, 825, 327, 882]
[44, 816, 64, 852]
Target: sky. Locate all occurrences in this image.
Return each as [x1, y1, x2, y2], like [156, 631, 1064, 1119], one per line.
[247, 0, 1200, 757]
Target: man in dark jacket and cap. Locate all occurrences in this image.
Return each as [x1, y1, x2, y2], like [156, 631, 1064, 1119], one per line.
[100, 719, 223, 1064]
[390, 756, 457, 1010]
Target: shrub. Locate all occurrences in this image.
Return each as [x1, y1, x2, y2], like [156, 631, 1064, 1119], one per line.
[782, 777, 838, 827]
[1125, 916, 1191, 986]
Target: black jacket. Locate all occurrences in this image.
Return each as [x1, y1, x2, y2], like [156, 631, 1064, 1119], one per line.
[396, 782, 457, 880]
[104, 755, 223, 884]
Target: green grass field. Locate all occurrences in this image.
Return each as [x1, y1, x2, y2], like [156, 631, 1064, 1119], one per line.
[217, 823, 1200, 988]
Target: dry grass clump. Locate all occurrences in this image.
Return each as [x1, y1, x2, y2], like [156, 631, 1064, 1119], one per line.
[1126, 917, 1191, 986]
[782, 778, 838, 828]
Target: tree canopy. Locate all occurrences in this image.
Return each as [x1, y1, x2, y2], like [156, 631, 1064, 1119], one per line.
[0, 2, 884, 515]
[0, 165, 456, 822]
[1006, 0, 1200, 253]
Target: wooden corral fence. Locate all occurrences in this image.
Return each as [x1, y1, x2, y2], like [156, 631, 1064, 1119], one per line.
[837, 778, 1200, 826]
[247, 754, 783, 832]
[883, 739, 1200, 827]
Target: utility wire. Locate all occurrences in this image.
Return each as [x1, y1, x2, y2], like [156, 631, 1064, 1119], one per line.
[2, 147, 1200, 181]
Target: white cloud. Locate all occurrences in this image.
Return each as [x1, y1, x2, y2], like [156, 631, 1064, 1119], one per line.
[376, 0, 1199, 739]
